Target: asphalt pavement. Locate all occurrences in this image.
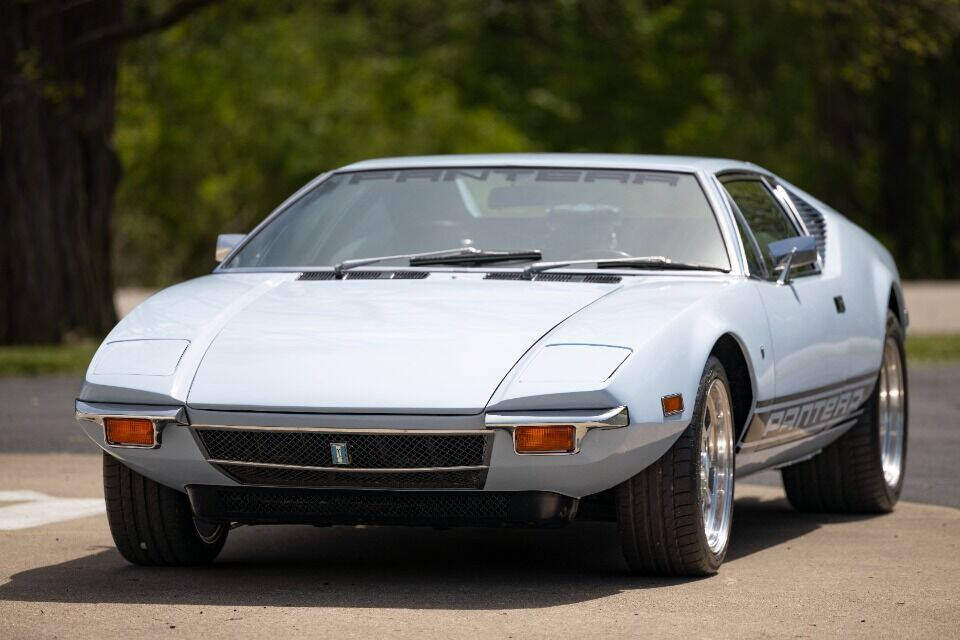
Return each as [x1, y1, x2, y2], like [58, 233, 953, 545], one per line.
[0, 364, 958, 638]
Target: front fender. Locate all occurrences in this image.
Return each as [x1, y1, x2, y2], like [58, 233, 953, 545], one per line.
[484, 277, 773, 485]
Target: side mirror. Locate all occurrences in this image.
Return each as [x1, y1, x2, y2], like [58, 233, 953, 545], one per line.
[215, 234, 245, 263]
[768, 235, 818, 285]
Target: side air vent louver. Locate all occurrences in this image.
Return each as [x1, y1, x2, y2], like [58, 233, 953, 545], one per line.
[298, 271, 337, 281]
[787, 191, 827, 266]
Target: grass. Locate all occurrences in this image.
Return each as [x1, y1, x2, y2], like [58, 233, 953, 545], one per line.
[0, 334, 959, 377]
[905, 334, 960, 363]
[0, 342, 98, 376]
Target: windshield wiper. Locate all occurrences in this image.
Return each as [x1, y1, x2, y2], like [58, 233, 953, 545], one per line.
[524, 256, 729, 277]
[409, 249, 542, 266]
[593, 257, 729, 272]
[332, 247, 542, 276]
[333, 247, 475, 276]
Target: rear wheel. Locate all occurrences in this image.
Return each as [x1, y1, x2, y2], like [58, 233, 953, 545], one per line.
[781, 312, 907, 513]
[103, 452, 228, 565]
[615, 356, 735, 576]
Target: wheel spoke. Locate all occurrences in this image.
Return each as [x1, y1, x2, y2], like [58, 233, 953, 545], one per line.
[700, 376, 734, 555]
[879, 338, 905, 489]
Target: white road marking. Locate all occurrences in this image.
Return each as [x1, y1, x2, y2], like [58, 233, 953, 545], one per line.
[0, 490, 104, 530]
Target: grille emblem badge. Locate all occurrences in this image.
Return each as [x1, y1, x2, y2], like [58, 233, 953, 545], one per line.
[330, 443, 351, 465]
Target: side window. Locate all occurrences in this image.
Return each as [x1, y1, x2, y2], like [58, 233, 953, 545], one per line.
[728, 198, 766, 277]
[723, 179, 800, 274]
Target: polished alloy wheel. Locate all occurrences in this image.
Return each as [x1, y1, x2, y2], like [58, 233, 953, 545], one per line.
[699, 378, 735, 554]
[879, 336, 906, 488]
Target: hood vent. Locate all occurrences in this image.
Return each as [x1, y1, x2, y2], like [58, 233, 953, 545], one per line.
[484, 272, 621, 284]
[297, 271, 619, 283]
[391, 271, 430, 279]
[298, 270, 431, 281]
[535, 273, 575, 282]
[298, 271, 337, 281]
[582, 274, 622, 284]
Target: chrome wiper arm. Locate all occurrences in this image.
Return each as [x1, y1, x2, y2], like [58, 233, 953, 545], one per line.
[410, 249, 542, 266]
[524, 256, 729, 276]
[522, 258, 600, 277]
[594, 257, 729, 272]
[332, 247, 481, 276]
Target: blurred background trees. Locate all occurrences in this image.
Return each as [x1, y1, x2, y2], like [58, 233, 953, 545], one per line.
[4, 0, 960, 343]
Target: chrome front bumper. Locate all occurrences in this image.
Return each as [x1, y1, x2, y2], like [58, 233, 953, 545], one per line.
[77, 401, 686, 498]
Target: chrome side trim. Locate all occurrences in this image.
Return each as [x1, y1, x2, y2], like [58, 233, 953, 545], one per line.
[75, 401, 186, 450]
[208, 459, 488, 474]
[190, 424, 491, 435]
[75, 401, 186, 424]
[484, 406, 629, 455]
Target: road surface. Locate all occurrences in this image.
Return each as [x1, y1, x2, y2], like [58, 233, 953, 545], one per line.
[0, 365, 958, 638]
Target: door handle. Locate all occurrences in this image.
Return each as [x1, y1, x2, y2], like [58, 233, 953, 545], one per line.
[834, 296, 846, 313]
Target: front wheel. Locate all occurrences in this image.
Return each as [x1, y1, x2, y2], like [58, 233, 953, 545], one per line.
[615, 356, 735, 576]
[103, 452, 228, 565]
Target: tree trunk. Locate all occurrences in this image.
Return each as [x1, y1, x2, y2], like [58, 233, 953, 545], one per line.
[0, 0, 121, 344]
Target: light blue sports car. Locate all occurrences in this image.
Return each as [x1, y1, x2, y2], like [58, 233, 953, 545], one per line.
[77, 154, 908, 575]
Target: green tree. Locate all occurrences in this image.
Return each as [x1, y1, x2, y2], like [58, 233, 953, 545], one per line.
[0, 0, 222, 344]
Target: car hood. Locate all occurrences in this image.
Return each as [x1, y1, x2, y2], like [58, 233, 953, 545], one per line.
[185, 276, 616, 413]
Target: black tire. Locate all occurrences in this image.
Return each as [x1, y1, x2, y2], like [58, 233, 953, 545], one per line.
[781, 312, 908, 513]
[103, 451, 228, 565]
[615, 356, 734, 576]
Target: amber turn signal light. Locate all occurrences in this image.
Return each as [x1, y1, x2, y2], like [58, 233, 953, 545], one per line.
[104, 418, 156, 447]
[514, 425, 576, 453]
[662, 394, 684, 416]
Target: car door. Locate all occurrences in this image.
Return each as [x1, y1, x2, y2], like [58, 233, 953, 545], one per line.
[720, 174, 849, 453]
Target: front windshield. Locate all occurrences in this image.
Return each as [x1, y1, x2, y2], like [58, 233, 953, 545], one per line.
[225, 167, 730, 270]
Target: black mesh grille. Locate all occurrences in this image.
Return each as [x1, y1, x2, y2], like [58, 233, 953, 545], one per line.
[188, 486, 577, 526]
[390, 271, 429, 279]
[484, 272, 525, 280]
[197, 429, 489, 469]
[212, 488, 512, 523]
[217, 464, 485, 489]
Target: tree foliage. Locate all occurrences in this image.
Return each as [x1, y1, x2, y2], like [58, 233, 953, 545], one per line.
[114, 0, 960, 285]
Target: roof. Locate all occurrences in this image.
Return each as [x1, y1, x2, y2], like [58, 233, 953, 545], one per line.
[337, 153, 763, 175]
